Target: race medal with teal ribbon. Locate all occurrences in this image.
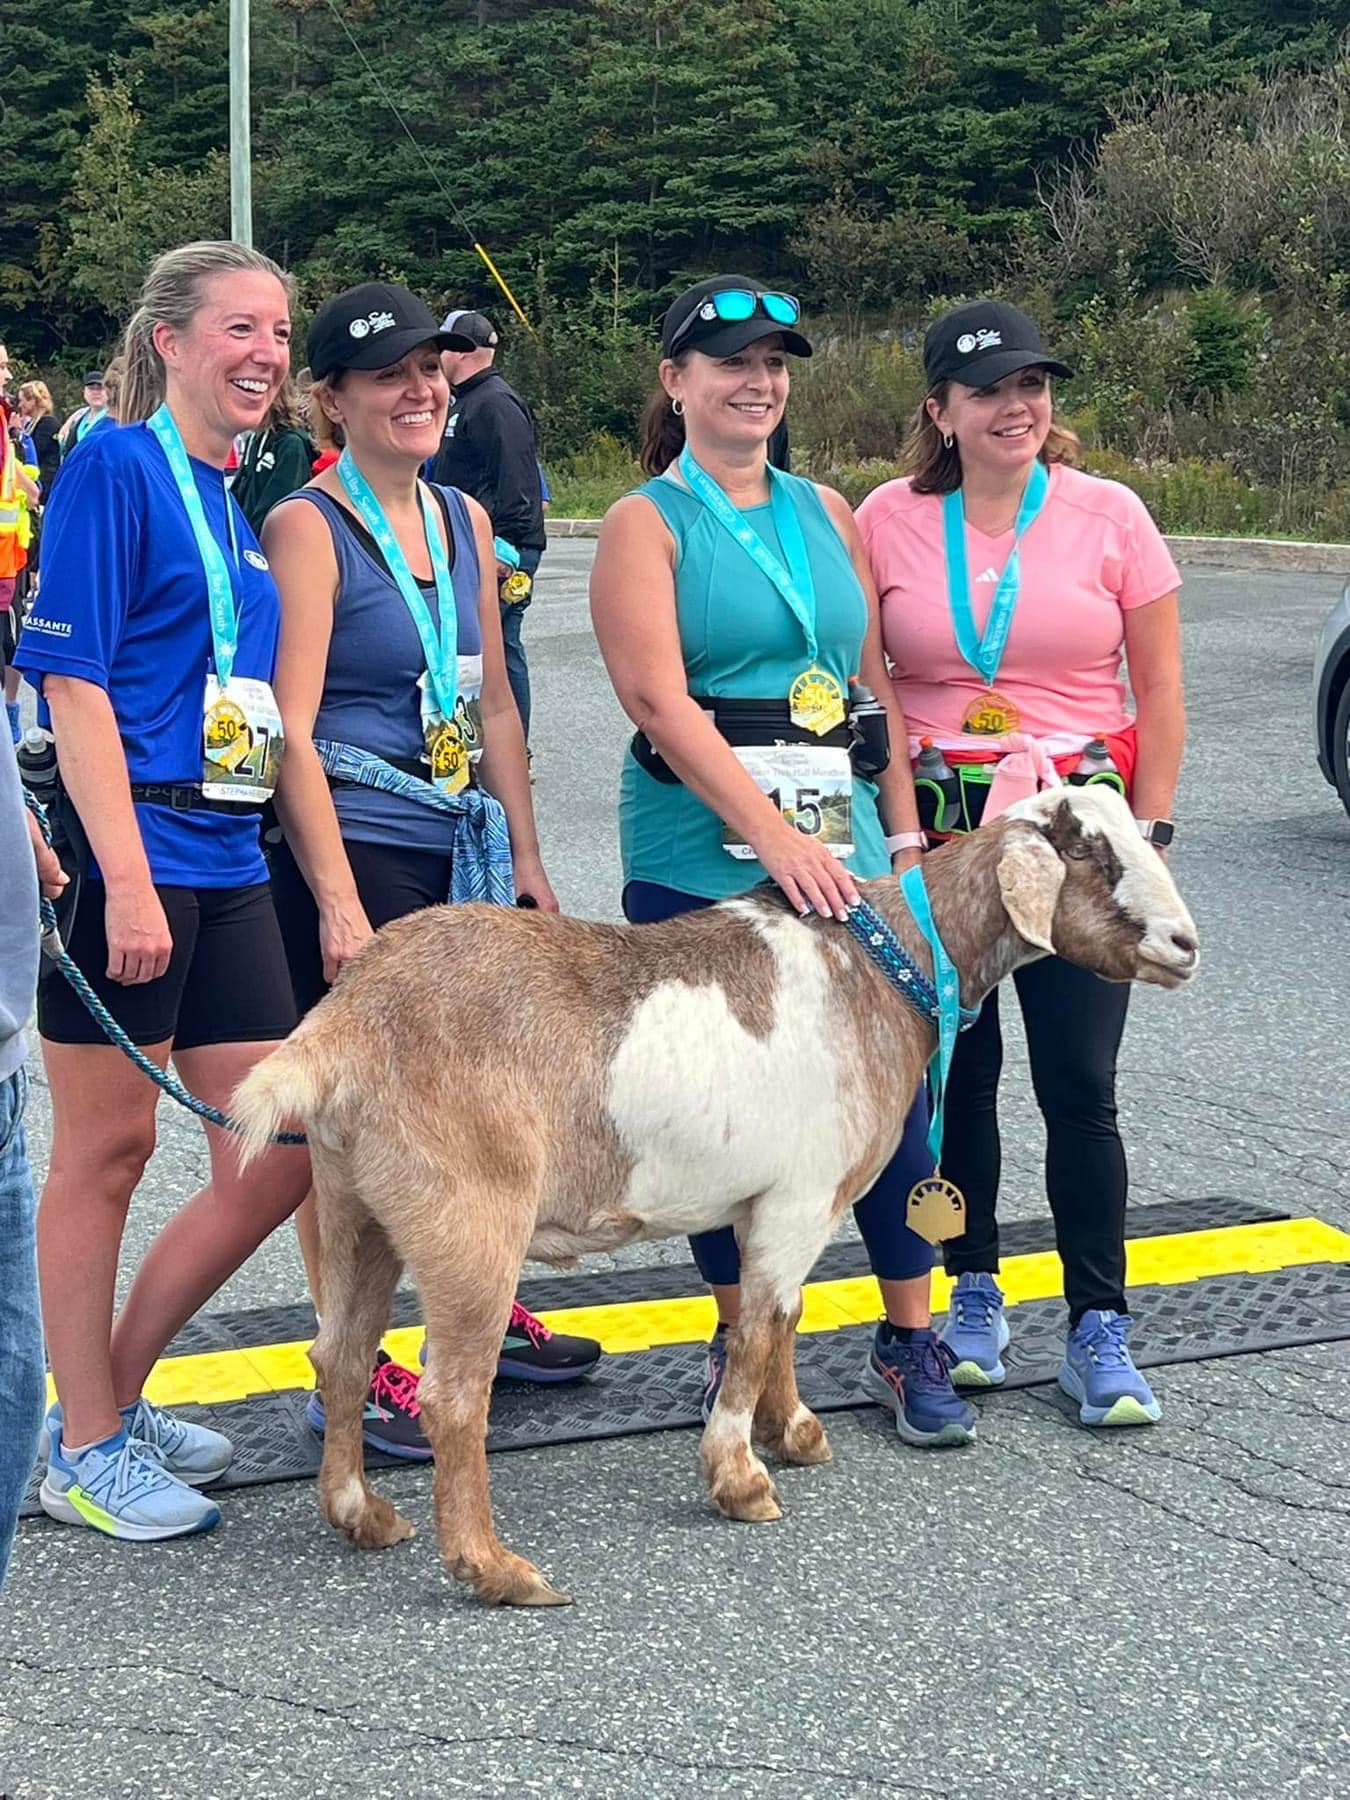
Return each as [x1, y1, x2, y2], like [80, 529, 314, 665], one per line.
[678, 448, 848, 737]
[339, 452, 464, 794]
[944, 459, 1050, 739]
[148, 404, 285, 804]
[898, 863, 968, 1244]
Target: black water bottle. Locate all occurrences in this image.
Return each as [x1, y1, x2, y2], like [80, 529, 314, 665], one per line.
[847, 681, 891, 777]
[16, 726, 59, 807]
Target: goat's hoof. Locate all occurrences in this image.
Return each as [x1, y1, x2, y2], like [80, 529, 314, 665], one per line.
[776, 1409, 832, 1466]
[341, 1499, 416, 1551]
[712, 1469, 783, 1523]
[463, 1552, 574, 1608]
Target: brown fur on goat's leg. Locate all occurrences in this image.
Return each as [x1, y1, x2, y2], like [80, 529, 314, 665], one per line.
[752, 1292, 831, 1468]
[701, 1249, 832, 1523]
[311, 1190, 414, 1552]
[413, 1207, 572, 1608]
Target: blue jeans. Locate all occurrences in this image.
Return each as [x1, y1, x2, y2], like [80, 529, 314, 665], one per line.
[621, 881, 935, 1285]
[499, 546, 541, 740]
[0, 1068, 43, 1591]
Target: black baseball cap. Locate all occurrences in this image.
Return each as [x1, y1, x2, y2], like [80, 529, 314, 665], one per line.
[439, 309, 499, 348]
[923, 300, 1072, 391]
[83, 371, 106, 387]
[661, 276, 813, 360]
[307, 282, 477, 380]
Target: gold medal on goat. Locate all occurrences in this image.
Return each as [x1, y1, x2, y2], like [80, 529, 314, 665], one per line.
[906, 1174, 967, 1245]
[425, 717, 470, 795]
[788, 665, 846, 736]
[961, 689, 1019, 737]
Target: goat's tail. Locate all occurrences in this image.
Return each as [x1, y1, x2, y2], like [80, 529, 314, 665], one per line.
[231, 1022, 339, 1169]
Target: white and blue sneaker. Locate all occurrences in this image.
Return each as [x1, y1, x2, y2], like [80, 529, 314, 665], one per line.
[39, 1430, 221, 1540]
[44, 1398, 232, 1487]
[938, 1272, 1011, 1387]
[1058, 1310, 1161, 1427]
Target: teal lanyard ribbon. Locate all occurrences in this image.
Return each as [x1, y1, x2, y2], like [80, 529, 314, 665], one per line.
[678, 447, 820, 661]
[147, 404, 243, 686]
[898, 863, 964, 1168]
[941, 458, 1050, 687]
[338, 450, 458, 722]
[76, 406, 108, 443]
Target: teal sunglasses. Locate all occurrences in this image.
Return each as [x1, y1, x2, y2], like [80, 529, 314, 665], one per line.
[672, 289, 801, 352]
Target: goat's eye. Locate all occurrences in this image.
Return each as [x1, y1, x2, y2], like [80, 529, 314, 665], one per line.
[1064, 842, 1094, 861]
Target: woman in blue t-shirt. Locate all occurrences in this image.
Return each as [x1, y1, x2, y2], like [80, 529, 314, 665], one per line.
[590, 277, 975, 1448]
[263, 283, 600, 1459]
[15, 240, 313, 1542]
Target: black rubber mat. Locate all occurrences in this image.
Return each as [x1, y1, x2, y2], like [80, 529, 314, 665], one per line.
[20, 1257, 1350, 1519]
[158, 1193, 1286, 1360]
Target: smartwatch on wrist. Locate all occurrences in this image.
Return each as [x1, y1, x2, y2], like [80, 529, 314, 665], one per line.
[1135, 818, 1175, 847]
[884, 831, 927, 855]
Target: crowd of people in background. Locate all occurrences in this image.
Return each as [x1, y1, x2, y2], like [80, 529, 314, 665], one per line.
[0, 241, 1182, 1579]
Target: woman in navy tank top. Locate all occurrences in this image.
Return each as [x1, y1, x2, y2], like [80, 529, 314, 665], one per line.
[265, 284, 600, 1456]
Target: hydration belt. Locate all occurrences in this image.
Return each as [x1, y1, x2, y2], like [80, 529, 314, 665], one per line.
[128, 782, 260, 817]
[632, 697, 851, 787]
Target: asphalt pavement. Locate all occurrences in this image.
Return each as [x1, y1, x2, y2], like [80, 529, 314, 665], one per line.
[2, 548, 1348, 1800]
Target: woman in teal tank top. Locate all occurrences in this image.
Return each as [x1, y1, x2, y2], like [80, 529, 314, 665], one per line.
[590, 277, 976, 1450]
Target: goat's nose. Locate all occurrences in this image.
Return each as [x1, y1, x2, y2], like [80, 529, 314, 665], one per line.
[1171, 931, 1198, 958]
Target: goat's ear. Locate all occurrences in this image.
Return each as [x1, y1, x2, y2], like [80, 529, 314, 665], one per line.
[996, 827, 1066, 953]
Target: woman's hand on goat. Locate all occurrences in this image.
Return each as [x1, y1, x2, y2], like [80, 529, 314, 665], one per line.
[513, 852, 561, 914]
[754, 825, 861, 922]
[320, 898, 375, 985]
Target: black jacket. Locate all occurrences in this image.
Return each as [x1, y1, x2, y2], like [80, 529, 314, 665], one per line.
[431, 367, 544, 554]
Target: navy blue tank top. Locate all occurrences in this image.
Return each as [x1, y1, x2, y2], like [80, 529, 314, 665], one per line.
[295, 483, 482, 854]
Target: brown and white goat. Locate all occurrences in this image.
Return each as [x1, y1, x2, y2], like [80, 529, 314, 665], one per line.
[233, 785, 1197, 1608]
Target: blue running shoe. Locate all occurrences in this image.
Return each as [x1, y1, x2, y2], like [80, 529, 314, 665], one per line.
[43, 1398, 232, 1487]
[1058, 1310, 1161, 1427]
[39, 1430, 221, 1540]
[862, 1324, 977, 1447]
[700, 1324, 730, 1424]
[939, 1272, 1011, 1387]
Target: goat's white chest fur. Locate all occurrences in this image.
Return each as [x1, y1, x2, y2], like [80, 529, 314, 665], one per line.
[606, 908, 852, 1245]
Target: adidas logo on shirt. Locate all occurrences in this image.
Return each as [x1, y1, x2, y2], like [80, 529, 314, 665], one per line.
[975, 566, 1001, 583]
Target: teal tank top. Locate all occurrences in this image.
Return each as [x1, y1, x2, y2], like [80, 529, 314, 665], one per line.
[619, 469, 889, 898]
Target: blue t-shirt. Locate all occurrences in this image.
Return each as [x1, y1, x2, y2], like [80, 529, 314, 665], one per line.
[16, 421, 280, 886]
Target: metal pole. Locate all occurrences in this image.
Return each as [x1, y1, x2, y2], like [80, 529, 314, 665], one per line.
[229, 0, 253, 246]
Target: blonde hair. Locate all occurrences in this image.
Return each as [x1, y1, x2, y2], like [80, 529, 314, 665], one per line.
[19, 380, 54, 418]
[905, 380, 1082, 493]
[102, 356, 126, 419]
[307, 374, 346, 452]
[118, 240, 294, 424]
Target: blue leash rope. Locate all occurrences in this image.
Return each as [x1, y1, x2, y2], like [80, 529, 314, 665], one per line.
[23, 791, 306, 1147]
[842, 898, 981, 1031]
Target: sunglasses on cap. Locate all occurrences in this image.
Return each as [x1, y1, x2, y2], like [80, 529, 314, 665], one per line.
[669, 289, 801, 352]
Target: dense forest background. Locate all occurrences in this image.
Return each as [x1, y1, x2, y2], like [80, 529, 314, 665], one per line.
[3, 0, 1349, 531]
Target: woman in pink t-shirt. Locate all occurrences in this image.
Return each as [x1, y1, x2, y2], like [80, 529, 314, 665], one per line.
[856, 299, 1185, 1429]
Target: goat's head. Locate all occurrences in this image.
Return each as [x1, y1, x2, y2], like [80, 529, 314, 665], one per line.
[996, 786, 1198, 988]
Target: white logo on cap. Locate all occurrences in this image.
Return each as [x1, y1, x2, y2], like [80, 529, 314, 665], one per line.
[698, 301, 718, 321]
[957, 328, 1003, 354]
[348, 310, 396, 340]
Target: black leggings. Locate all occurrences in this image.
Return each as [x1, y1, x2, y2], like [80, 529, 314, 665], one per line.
[939, 955, 1131, 1323]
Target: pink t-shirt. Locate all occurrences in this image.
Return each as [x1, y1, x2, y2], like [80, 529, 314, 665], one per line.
[856, 465, 1180, 742]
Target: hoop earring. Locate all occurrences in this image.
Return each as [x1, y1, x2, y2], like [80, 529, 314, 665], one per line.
[671, 398, 685, 417]
[942, 431, 954, 450]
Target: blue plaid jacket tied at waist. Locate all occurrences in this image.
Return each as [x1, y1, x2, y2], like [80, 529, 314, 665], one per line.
[312, 740, 516, 906]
